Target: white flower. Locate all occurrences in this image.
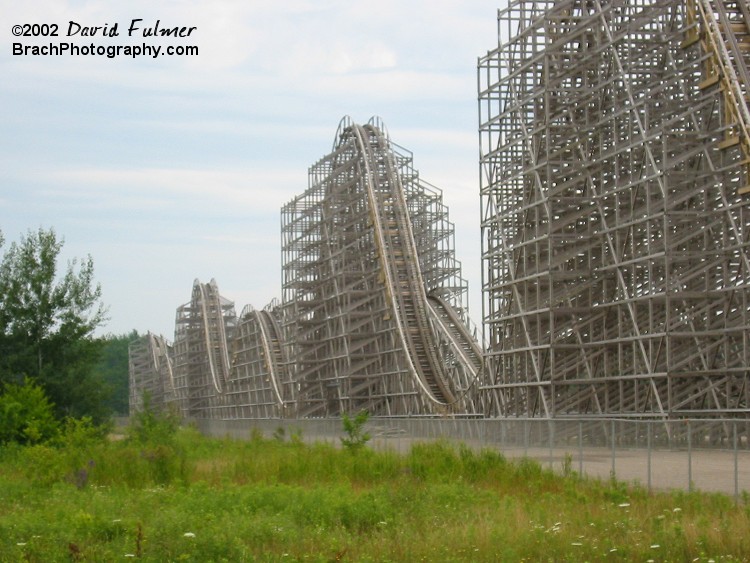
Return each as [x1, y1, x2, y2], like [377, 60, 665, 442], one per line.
[618, 502, 630, 508]
[183, 532, 196, 538]
[16, 543, 26, 547]
[673, 507, 682, 512]
[571, 542, 583, 546]
[650, 544, 660, 549]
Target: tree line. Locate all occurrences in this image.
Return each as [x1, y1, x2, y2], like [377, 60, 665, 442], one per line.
[0, 227, 134, 443]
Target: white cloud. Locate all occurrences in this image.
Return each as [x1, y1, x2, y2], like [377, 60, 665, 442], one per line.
[1, 0, 499, 335]
[41, 166, 299, 211]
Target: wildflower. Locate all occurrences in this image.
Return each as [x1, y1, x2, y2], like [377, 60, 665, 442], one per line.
[16, 543, 26, 547]
[618, 502, 630, 508]
[650, 544, 660, 549]
[125, 555, 136, 558]
[571, 542, 583, 546]
[610, 548, 617, 553]
[183, 532, 196, 538]
[673, 507, 682, 513]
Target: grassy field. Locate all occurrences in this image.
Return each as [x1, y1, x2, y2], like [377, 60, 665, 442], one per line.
[1, 421, 749, 562]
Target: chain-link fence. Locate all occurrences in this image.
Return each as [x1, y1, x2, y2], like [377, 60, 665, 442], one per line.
[191, 417, 750, 499]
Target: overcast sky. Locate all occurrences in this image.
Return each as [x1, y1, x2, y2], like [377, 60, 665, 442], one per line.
[2, 0, 502, 339]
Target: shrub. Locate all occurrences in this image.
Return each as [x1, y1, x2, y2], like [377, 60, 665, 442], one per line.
[57, 416, 109, 449]
[120, 393, 188, 486]
[0, 378, 59, 445]
[341, 410, 371, 452]
[22, 443, 67, 486]
[128, 392, 180, 445]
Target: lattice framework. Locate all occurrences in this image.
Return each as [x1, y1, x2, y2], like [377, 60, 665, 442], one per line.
[282, 117, 481, 417]
[479, 0, 750, 425]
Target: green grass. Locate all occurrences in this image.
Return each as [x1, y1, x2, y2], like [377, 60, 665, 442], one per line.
[1, 426, 749, 562]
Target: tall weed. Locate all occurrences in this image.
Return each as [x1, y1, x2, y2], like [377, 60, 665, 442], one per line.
[2, 429, 750, 561]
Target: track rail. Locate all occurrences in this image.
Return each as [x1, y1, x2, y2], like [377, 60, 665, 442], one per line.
[426, 295, 483, 381]
[696, 0, 750, 193]
[348, 123, 456, 404]
[196, 281, 231, 394]
[256, 309, 286, 405]
[148, 333, 175, 391]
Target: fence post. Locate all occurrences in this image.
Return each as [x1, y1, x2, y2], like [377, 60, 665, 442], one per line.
[734, 421, 739, 505]
[647, 420, 652, 492]
[524, 419, 528, 458]
[548, 419, 554, 469]
[611, 419, 616, 478]
[578, 420, 583, 476]
[687, 419, 693, 492]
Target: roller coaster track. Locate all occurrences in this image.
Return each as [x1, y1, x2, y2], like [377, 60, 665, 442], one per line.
[133, 119, 482, 418]
[426, 294, 483, 381]
[148, 333, 175, 391]
[196, 281, 231, 395]
[348, 122, 457, 405]
[694, 0, 750, 193]
[255, 309, 286, 405]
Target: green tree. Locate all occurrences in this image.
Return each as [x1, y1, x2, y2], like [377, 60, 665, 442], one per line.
[96, 330, 139, 415]
[340, 410, 371, 452]
[0, 378, 59, 445]
[0, 228, 109, 421]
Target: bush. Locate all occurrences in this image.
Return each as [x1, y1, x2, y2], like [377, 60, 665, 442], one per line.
[120, 394, 188, 486]
[128, 392, 180, 445]
[56, 415, 110, 450]
[0, 378, 59, 445]
[341, 410, 371, 452]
